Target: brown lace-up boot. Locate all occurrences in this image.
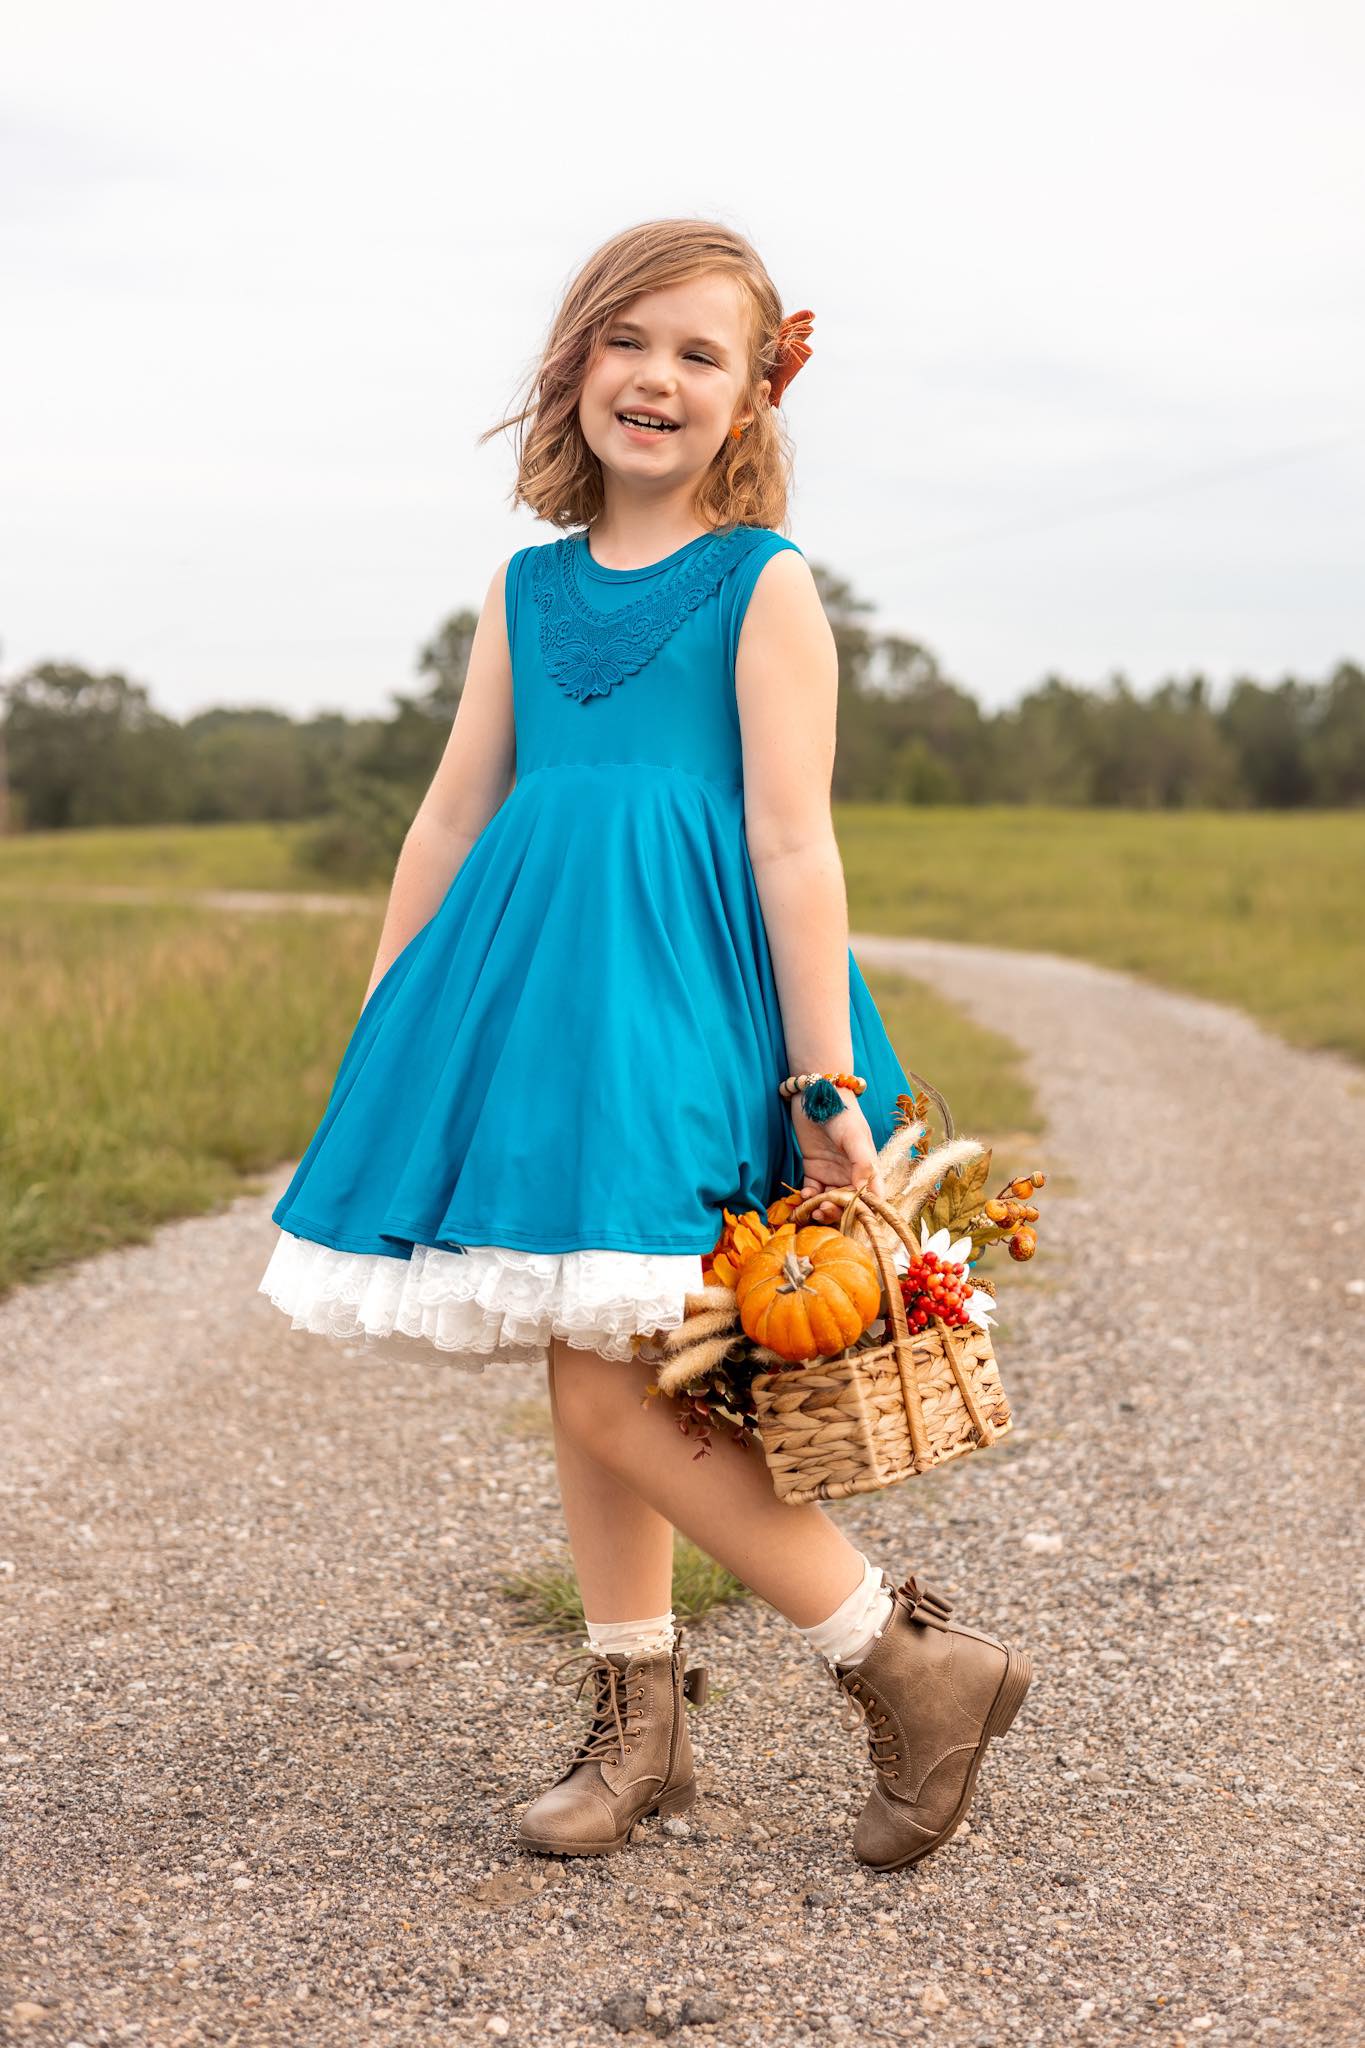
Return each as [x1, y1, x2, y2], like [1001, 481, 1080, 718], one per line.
[830, 1572, 1032, 1871]
[515, 1630, 709, 1857]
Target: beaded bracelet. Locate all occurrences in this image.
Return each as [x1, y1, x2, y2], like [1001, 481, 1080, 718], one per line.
[778, 1069, 867, 1124]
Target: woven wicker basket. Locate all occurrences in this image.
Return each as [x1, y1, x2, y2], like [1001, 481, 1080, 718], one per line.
[748, 1185, 1015, 1504]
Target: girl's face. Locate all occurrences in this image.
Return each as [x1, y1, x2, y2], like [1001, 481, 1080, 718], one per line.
[577, 271, 765, 493]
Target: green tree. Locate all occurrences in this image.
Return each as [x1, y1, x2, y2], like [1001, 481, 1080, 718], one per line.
[1, 662, 191, 829]
[1303, 662, 1365, 804]
[991, 675, 1098, 805]
[182, 707, 312, 822]
[1220, 676, 1315, 806]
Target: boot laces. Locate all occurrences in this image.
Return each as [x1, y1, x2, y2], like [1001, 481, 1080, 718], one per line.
[834, 1673, 900, 1772]
[546, 1648, 651, 1768]
[827, 1570, 955, 1776]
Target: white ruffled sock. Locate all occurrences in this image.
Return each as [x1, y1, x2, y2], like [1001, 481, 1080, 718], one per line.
[584, 1610, 676, 1659]
[796, 1553, 895, 1671]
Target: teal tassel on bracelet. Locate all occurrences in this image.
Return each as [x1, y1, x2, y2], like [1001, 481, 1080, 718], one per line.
[801, 1076, 846, 1123]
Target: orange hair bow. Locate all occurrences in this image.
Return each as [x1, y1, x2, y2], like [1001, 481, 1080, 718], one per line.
[767, 307, 815, 407]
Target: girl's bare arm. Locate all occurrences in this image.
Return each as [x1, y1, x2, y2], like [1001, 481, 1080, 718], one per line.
[361, 557, 517, 1006]
[736, 548, 884, 1219]
[735, 548, 853, 1076]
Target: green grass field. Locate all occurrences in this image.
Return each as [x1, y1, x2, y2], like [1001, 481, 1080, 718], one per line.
[0, 819, 313, 894]
[837, 803, 1365, 1063]
[4, 803, 1358, 1057]
[0, 899, 376, 1291]
[1, 802, 1357, 1296]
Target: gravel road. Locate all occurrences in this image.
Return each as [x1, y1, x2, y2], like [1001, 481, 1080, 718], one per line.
[2, 933, 1360, 2047]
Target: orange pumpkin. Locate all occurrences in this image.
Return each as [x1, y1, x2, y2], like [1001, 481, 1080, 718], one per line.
[734, 1223, 882, 1361]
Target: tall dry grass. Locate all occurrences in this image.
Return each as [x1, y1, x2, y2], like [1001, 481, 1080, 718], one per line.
[0, 900, 376, 1291]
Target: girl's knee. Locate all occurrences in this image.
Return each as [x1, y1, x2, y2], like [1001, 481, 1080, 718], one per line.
[548, 1340, 637, 1447]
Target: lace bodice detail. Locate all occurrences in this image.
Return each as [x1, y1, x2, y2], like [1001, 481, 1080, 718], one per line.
[529, 526, 759, 702]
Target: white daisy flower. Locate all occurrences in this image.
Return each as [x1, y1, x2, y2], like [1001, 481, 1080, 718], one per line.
[918, 1217, 975, 1269]
[963, 1287, 997, 1330]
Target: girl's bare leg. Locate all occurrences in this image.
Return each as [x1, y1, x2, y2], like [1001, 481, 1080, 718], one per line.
[548, 1338, 868, 1627]
[544, 1351, 676, 1623]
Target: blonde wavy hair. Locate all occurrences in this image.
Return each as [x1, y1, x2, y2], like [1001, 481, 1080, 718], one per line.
[479, 218, 799, 534]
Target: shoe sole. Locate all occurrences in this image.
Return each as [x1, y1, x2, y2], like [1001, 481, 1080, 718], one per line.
[858, 1645, 1033, 1873]
[516, 1776, 697, 1857]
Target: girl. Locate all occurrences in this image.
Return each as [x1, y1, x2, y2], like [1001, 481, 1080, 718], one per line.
[258, 219, 1030, 1872]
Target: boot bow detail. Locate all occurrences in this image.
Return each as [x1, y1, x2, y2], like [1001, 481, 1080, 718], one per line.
[891, 1574, 954, 1629]
[682, 1664, 709, 1707]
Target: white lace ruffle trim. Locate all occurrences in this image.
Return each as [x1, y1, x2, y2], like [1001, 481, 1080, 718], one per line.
[257, 1228, 705, 1374]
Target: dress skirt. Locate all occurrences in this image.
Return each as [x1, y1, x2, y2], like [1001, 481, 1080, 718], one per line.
[256, 525, 916, 1376]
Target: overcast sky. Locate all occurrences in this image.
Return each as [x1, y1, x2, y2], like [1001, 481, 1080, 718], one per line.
[3, 1, 1362, 722]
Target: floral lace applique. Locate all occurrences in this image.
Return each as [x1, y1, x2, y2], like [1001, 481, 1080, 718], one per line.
[529, 525, 761, 702]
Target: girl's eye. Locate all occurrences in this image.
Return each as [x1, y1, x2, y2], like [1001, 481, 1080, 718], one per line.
[607, 338, 715, 366]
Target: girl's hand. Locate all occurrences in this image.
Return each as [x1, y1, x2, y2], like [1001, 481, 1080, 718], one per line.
[791, 1093, 886, 1226]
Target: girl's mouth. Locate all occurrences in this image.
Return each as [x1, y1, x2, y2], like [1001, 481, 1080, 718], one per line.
[616, 411, 682, 441]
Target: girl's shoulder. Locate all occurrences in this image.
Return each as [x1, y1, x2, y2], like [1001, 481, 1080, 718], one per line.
[724, 522, 807, 583]
[734, 522, 802, 549]
[720, 529, 809, 668]
[730, 522, 804, 561]
[727, 526, 808, 595]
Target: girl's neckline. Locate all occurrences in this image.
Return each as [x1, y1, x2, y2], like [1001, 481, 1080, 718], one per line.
[575, 525, 736, 583]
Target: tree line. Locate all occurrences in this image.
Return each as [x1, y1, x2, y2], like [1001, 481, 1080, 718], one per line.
[2, 561, 1360, 878]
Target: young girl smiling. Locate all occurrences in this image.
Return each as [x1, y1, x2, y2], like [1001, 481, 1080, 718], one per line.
[259, 217, 1030, 1869]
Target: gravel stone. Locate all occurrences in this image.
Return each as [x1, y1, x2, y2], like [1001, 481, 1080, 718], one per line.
[601, 1988, 658, 2031]
[679, 1991, 731, 2025]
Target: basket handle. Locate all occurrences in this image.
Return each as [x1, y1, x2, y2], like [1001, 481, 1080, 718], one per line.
[933, 1312, 1002, 1447]
[785, 1186, 932, 1468]
[784, 1184, 1000, 1457]
[785, 1183, 922, 1264]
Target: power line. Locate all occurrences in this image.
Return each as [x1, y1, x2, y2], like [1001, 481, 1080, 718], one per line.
[905, 428, 1365, 558]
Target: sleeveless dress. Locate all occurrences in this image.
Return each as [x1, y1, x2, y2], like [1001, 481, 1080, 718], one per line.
[257, 522, 913, 1372]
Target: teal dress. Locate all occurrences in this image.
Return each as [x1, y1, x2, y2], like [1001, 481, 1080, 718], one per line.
[258, 523, 912, 1366]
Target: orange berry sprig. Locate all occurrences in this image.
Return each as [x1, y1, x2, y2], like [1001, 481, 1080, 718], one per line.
[981, 1170, 1044, 1262]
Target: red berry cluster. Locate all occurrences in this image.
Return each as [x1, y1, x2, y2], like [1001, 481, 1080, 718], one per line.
[899, 1248, 972, 1332]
